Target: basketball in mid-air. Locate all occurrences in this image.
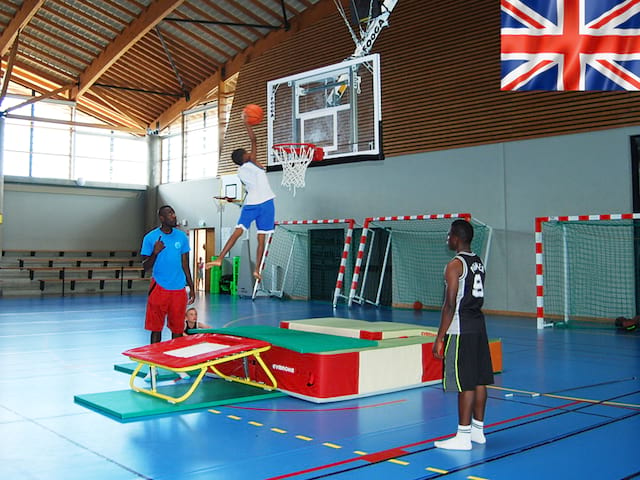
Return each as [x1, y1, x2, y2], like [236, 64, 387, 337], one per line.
[243, 104, 264, 125]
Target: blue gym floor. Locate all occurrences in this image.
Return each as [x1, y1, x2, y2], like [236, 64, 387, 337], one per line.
[1, 293, 639, 480]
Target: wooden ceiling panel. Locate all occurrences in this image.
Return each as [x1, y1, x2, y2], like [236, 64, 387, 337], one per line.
[0, 0, 327, 129]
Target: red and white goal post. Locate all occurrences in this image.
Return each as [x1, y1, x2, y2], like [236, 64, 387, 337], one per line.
[253, 219, 357, 306]
[536, 213, 640, 330]
[348, 213, 493, 308]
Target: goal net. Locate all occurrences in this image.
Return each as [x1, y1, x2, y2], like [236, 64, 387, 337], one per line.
[536, 213, 640, 329]
[348, 214, 492, 308]
[254, 219, 356, 306]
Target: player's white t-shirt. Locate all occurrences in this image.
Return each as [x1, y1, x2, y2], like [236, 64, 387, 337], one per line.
[238, 161, 275, 205]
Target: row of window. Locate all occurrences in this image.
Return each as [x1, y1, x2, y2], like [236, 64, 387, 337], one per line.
[160, 103, 221, 183]
[2, 93, 222, 186]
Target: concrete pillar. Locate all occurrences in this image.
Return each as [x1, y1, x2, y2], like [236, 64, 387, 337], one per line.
[145, 134, 160, 231]
[0, 116, 5, 256]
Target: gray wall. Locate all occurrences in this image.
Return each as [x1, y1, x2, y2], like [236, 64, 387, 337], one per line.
[158, 126, 635, 315]
[3, 182, 145, 252]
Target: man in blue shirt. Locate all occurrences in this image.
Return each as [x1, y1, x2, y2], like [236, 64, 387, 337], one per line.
[141, 205, 196, 344]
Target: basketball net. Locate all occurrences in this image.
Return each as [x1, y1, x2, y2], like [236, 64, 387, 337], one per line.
[273, 144, 318, 196]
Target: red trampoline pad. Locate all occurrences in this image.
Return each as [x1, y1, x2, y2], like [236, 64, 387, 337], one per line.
[123, 333, 272, 369]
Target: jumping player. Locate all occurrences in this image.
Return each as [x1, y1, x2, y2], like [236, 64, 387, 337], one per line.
[432, 219, 494, 450]
[207, 112, 275, 280]
[141, 205, 196, 345]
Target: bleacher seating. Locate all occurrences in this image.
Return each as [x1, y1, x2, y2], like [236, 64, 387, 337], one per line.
[0, 249, 149, 297]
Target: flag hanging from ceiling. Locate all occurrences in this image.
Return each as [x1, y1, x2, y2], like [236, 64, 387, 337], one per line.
[501, 0, 640, 90]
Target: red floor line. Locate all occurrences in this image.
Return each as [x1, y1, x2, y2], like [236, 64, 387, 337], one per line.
[484, 401, 582, 429]
[266, 457, 365, 480]
[265, 400, 583, 480]
[225, 399, 406, 413]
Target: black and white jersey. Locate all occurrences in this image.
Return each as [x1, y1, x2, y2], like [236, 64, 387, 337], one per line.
[446, 252, 485, 335]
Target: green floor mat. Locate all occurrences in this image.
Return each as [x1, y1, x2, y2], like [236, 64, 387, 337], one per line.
[74, 379, 284, 422]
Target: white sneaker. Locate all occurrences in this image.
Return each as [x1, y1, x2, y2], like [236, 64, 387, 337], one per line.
[471, 428, 486, 444]
[434, 435, 472, 451]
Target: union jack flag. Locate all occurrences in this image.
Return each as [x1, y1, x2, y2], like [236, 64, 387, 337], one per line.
[501, 0, 640, 90]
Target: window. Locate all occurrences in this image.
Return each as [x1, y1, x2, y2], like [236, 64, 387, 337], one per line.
[184, 106, 219, 180]
[2, 93, 147, 186]
[161, 124, 183, 184]
[160, 102, 221, 183]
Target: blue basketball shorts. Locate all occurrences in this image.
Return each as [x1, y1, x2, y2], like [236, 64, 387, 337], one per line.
[236, 199, 275, 233]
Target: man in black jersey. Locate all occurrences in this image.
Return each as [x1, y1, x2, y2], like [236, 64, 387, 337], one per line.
[432, 219, 494, 450]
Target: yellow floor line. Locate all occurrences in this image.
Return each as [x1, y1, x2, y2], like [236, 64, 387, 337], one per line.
[248, 421, 263, 427]
[271, 428, 287, 434]
[388, 459, 409, 466]
[208, 409, 221, 414]
[353, 450, 367, 455]
[227, 415, 241, 420]
[322, 442, 342, 449]
[426, 467, 449, 474]
[296, 435, 313, 441]
[467, 476, 489, 480]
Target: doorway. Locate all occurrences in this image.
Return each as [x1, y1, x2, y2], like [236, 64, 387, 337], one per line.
[193, 228, 215, 292]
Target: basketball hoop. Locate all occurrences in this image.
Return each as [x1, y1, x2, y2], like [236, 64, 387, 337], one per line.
[272, 143, 324, 195]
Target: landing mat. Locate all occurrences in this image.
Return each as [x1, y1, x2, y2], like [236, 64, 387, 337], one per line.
[74, 379, 284, 422]
[196, 325, 378, 353]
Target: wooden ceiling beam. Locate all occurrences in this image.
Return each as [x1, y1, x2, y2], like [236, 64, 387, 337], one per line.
[4, 83, 75, 114]
[151, 0, 338, 130]
[223, 0, 338, 80]
[140, 33, 213, 75]
[160, 15, 228, 60]
[152, 70, 220, 130]
[181, 2, 259, 45]
[84, 88, 152, 127]
[0, 36, 21, 102]
[0, 0, 45, 57]
[75, 0, 186, 97]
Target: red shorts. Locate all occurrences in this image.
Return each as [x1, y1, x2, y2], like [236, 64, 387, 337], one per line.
[144, 279, 188, 334]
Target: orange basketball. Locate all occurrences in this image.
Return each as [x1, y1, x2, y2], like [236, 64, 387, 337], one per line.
[243, 104, 264, 126]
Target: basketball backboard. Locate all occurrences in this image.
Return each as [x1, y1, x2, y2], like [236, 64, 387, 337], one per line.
[267, 53, 382, 169]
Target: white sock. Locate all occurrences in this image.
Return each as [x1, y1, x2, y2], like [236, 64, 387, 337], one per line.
[434, 425, 472, 450]
[471, 418, 486, 444]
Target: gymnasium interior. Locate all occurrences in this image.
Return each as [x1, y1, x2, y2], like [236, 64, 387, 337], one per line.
[0, 1, 639, 479]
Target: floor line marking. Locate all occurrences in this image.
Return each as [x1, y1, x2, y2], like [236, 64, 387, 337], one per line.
[225, 399, 406, 413]
[227, 415, 241, 420]
[271, 428, 287, 434]
[249, 421, 263, 427]
[322, 442, 342, 449]
[489, 385, 640, 409]
[296, 435, 313, 441]
[427, 467, 449, 474]
[264, 400, 580, 480]
[388, 459, 409, 466]
[419, 408, 640, 479]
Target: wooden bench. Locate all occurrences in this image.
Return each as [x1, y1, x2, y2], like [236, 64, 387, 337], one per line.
[38, 276, 149, 295]
[3, 249, 138, 258]
[26, 266, 146, 280]
[17, 257, 139, 268]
